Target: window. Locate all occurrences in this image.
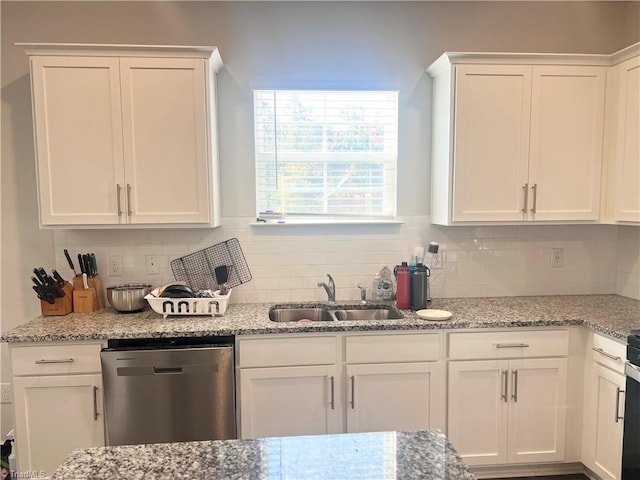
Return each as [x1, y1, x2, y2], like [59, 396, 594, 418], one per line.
[254, 90, 398, 221]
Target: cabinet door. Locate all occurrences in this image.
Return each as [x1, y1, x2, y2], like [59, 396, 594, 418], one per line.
[452, 65, 531, 222]
[345, 362, 444, 434]
[583, 364, 625, 480]
[239, 365, 339, 439]
[120, 57, 211, 224]
[507, 357, 568, 463]
[13, 374, 104, 477]
[614, 56, 640, 222]
[448, 360, 508, 465]
[528, 66, 605, 221]
[30, 56, 124, 225]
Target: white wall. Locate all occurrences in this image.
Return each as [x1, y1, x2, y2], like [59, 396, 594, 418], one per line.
[1, 1, 639, 437]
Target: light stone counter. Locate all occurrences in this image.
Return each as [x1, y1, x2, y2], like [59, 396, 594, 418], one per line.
[2, 294, 638, 343]
[51, 430, 475, 480]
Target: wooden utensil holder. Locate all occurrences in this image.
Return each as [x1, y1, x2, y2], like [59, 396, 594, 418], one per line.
[41, 282, 73, 316]
[72, 274, 105, 310]
[73, 287, 98, 313]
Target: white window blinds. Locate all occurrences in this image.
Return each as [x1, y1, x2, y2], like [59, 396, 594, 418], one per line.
[254, 90, 398, 219]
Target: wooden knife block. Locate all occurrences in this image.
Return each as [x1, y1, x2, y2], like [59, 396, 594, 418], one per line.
[41, 282, 73, 316]
[73, 287, 97, 313]
[72, 274, 105, 310]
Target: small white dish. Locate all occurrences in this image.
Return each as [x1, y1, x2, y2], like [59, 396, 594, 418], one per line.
[416, 309, 453, 321]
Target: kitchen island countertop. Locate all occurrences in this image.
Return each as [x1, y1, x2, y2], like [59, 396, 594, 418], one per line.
[51, 429, 475, 480]
[2, 294, 638, 343]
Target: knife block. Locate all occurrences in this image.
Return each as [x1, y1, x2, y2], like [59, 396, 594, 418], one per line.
[72, 274, 105, 309]
[73, 287, 98, 313]
[41, 282, 73, 316]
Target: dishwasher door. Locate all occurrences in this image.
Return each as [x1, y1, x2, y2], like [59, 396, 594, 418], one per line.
[101, 342, 236, 446]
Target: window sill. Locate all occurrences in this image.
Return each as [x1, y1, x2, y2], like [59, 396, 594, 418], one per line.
[251, 218, 403, 226]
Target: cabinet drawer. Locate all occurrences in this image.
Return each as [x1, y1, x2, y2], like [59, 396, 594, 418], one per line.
[448, 329, 569, 360]
[238, 335, 338, 368]
[11, 343, 103, 376]
[345, 333, 441, 363]
[591, 333, 626, 373]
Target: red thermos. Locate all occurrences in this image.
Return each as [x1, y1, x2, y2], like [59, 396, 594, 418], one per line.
[394, 262, 410, 309]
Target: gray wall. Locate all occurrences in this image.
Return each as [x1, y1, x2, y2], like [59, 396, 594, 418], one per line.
[1, 1, 638, 436]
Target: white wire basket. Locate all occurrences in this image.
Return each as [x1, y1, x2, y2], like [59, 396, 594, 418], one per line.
[145, 288, 231, 318]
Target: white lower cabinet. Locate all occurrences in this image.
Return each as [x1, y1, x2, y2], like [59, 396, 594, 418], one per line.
[10, 342, 105, 478]
[237, 332, 444, 439]
[13, 375, 104, 477]
[345, 362, 443, 433]
[447, 330, 569, 467]
[239, 365, 340, 438]
[582, 333, 627, 480]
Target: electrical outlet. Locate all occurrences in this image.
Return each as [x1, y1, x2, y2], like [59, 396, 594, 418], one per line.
[429, 250, 443, 270]
[1, 383, 12, 404]
[145, 255, 160, 275]
[108, 255, 122, 276]
[551, 248, 564, 268]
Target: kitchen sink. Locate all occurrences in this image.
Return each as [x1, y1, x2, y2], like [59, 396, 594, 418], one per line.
[269, 307, 333, 322]
[268, 304, 404, 322]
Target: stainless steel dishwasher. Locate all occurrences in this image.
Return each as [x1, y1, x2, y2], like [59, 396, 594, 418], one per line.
[101, 336, 236, 446]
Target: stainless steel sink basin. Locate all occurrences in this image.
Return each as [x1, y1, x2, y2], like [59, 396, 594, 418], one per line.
[268, 304, 404, 322]
[328, 306, 403, 321]
[269, 307, 333, 322]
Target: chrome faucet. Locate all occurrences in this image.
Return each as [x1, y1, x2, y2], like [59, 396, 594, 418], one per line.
[317, 274, 336, 304]
[357, 284, 367, 304]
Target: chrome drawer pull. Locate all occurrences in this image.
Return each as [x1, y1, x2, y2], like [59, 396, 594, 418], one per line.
[116, 184, 123, 217]
[496, 343, 530, 349]
[511, 370, 519, 402]
[126, 184, 132, 217]
[530, 183, 537, 214]
[35, 358, 74, 365]
[615, 388, 624, 423]
[350, 376, 355, 409]
[329, 376, 335, 410]
[501, 370, 508, 403]
[522, 183, 529, 213]
[93, 385, 99, 421]
[592, 347, 621, 362]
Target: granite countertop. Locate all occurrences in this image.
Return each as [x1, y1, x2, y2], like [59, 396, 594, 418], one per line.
[2, 294, 638, 344]
[51, 430, 475, 480]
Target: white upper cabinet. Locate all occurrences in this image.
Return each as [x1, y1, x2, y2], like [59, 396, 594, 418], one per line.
[602, 44, 640, 224]
[22, 44, 222, 228]
[528, 66, 605, 221]
[428, 51, 609, 225]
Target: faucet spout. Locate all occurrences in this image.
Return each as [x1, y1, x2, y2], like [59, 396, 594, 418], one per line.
[357, 284, 367, 304]
[317, 273, 336, 304]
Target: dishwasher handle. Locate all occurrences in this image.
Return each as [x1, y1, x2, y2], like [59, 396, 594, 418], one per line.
[154, 366, 183, 375]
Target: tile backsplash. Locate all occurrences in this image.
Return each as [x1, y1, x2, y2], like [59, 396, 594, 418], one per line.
[52, 216, 633, 304]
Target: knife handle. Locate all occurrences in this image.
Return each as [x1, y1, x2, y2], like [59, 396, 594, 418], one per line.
[64, 249, 77, 276]
[78, 254, 85, 274]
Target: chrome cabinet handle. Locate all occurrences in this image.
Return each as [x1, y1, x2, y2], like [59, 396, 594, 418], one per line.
[496, 343, 530, 349]
[615, 387, 624, 423]
[511, 370, 519, 402]
[350, 376, 355, 409]
[126, 184, 132, 217]
[522, 183, 529, 214]
[116, 184, 123, 217]
[329, 376, 335, 410]
[530, 183, 537, 214]
[592, 347, 621, 362]
[93, 385, 99, 420]
[501, 370, 508, 403]
[35, 358, 74, 365]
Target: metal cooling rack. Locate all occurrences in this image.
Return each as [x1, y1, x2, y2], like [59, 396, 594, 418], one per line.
[170, 238, 252, 292]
